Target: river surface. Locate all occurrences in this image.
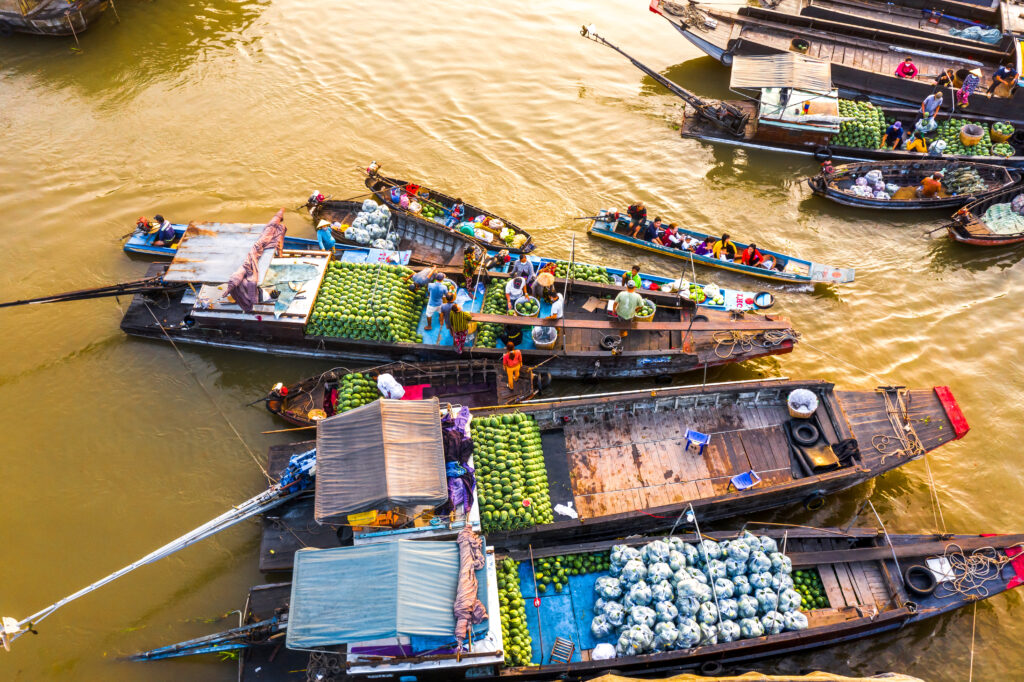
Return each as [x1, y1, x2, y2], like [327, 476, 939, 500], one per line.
[1, 1, 1022, 680]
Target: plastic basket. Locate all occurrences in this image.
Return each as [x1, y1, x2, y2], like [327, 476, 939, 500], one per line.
[992, 125, 1013, 143]
[532, 325, 558, 350]
[960, 125, 984, 147]
[514, 296, 541, 318]
[634, 299, 657, 322]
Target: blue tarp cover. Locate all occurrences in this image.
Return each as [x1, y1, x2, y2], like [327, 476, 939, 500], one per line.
[287, 540, 461, 649]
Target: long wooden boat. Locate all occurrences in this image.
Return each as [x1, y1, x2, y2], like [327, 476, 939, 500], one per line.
[808, 159, 1021, 209]
[588, 210, 854, 284]
[649, 0, 1024, 125]
[0, 0, 108, 36]
[123, 221, 339, 259]
[360, 168, 536, 255]
[256, 378, 967, 569]
[264, 359, 543, 427]
[133, 525, 1023, 681]
[946, 185, 1024, 244]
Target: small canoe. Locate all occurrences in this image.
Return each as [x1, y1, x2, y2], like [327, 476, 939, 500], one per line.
[264, 359, 543, 427]
[947, 185, 1024, 245]
[362, 170, 536, 255]
[124, 222, 325, 258]
[588, 210, 854, 284]
[808, 160, 1021, 210]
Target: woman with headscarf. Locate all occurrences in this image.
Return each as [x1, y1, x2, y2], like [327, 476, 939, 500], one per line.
[883, 121, 904, 150]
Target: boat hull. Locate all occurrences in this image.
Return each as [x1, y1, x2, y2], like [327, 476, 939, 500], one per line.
[0, 0, 108, 36]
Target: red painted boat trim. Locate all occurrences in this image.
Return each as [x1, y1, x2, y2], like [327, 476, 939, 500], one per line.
[934, 386, 969, 440]
[982, 535, 1024, 588]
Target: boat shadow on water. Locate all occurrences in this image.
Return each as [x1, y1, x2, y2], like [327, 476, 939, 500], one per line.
[927, 236, 1024, 274]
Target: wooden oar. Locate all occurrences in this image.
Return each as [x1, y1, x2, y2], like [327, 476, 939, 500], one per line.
[923, 224, 950, 238]
[261, 425, 316, 435]
[572, 215, 603, 221]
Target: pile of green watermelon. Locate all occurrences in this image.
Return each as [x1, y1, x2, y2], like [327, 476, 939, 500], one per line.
[792, 568, 830, 610]
[993, 142, 1015, 157]
[514, 296, 540, 316]
[635, 301, 655, 319]
[333, 372, 379, 413]
[470, 413, 554, 533]
[533, 552, 610, 594]
[553, 260, 614, 285]
[833, 99, 884, 149]
[473, 279, 507, 349]
[992, 121, 1015, 138]
[306, 261, 425, 343]
[936, 118, 992, 156]
[497, 557, 532, 667]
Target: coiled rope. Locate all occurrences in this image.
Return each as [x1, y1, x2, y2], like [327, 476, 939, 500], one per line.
[931, 541, 1024, 599]
[712, 329, 800, 358]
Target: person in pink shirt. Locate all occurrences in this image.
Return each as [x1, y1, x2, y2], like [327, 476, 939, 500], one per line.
[895, 57, 918, 79]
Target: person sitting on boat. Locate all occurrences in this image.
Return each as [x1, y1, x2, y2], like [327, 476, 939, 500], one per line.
[425, 273, 448, 332]
[934, 69, 955, 93]
[986, 61, 1019, 95]
[445, 198, 466, 227]
[404, 265, 438, 291]
[882, 121, 904, 150]
[905, 130, 928, 154]
[712, 233, 738, 261]
[693, 237, 713, 256]
[545, 291, 564, 321]
[917, 172, 944, 198]
[510, 253, 536, 286]
[642, 217, 664, 243]
[152, 215, 176, 247]
[480, 249, 511, 280]
[627, 202, 647, 237]
[505, 276, 528, 312]
[820, 159, 835, 178]
[315, 220, 337, 251]
[532, 271, 557, 303]
[375, 371, 405, 400]
[659, 223, 683, 248]
[895, 57, 918, 80]
[620, 265, 642, 289]
[741, 243, 764, 267]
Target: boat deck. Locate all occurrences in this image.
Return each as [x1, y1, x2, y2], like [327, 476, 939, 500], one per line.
[835, 388, 958, 466]
[239, 583, 307, 682]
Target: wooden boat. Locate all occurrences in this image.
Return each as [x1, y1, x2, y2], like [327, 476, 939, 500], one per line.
[751, 0, 1024, 52]
[0, 0, 108, 37]
[256, 378, 967, 568]
[264, 359, 544, 427]
[946, 185, 1024, 244]
[583, 29, 1024, 168]
[588, 210, 854, 284]
[649, 0, 1024, 126]
[360, 167, 536, 255]
[808, 159, 1021, 209]
[132, 525, 1024, 681]
[124, 221, 333, 259]
[120, 238, 798, 380]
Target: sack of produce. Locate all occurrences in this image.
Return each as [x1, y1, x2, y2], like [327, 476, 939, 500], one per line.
[705, 559, 728, 581]
[696, 601, 718, 625]
[676, 618, 702, 648]
[865, 170, 883, 183]
[602, 600, 626, 627]
[620, 559, 648, 584]
[784, 610, 810, 632]
[778, 588, 803, 613]
[886, 183, 900, 194]
[771, 573, 795, 592]
[642, 540, 671, 564]
[714, 577, 735, 598]
[361, 199, 378, 212]
[610, 545, 640, 569]
[685, 566, 708, 584]
[698, 622, 718, 646]
[725, 557, 748, 577]
[749, 571, 772, 590]
[371, 239, 391, 250]
[409, 201, 421, 213]
[651, 580, 674, 603]
[737, 531, 761, 554]
[591, 613, 614, 638]
[761, 610, 786, 635]
[647, 561, 673, 584]
[739, 617, 765, 638]
[628, 605, 657, 629]
[594, 597, 610, 616]
[692, 581, 713, 604]
[873, 191, 891, 200]
[655, 600, 678, 623]
[748, 551, 772, 573]
[718, 597, 739, 620]
[698, 539, 723, 562]
[769, 552, 792, 574]
[725, 540, 751, 563]
[596, 576, 623, 599]
[627, 581, 653, 606]
[652, 621, 679, 651]
[1011, 193, 1024, 215]
[873, 181, 886, 192]
[732, 574, 752, 596]
[855, 176, 868, 186]
[675, 594, 701, 619]
[737, 594, 759, 619]
[755, 588, 779, 614]
[615, 624, 654, 656]
[667, 550, 688, 572]
[718, 619, 741, 643]
[759, 535, 778, 554]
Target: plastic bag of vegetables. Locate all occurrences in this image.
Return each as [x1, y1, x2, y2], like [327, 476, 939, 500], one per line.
[594, 597, 610, 616]
[361, 199, 378, 212]
[610, 544, 638, 568]
[698, 623, 718, 646]
[749, 571, 772, 590]
[666, 536, 686, 553]
[696, 601, 718, 625]
[602, 600, 626, 627]
[620, 559, 647, 584]
[371, 239, 391, 249]
[647, 562, 673, 584]
[685, 567, 708, 584]
[760, 536, 778, 554]
[627, 605, 657, 629]
[627, 581, 653, 606]
[755, 588, 779, 614]
[778, 588, 802, 613]
[718, 597, 739, 620]
[725, 557, 747, 577]
[641, 540, 670, 564]
[748, 551, 772, 574]
[737, 594, 759, 619]
[718, 619, 741, 643]
[784, 610, 809, 632]
[705, 559, 728, 581]
[655, 600, 678, 623]
[596, 576, 622, 599]
[692, 581, 713, 604]
[591, 613, 615, 638]
[726, 540, 751, 563]
[668, 550, 687, 572]
[771, 573, 794, 593]
[737, 531, 761, 554]
[651, 580, 674, 603]
[675, 595, 700, 619]
[714, 577, 735, 598]
[698, 539, 722, 561]
[770, 552, 793, 575]
[739, 617, 765, 639]
[677, 618, 702, 648]
[761, 610, 785, 635]
[680, 543, 700, 566]
[615, 624, 654, 656]
[732, 575, 752, 596]
[652, 621, 679, 651]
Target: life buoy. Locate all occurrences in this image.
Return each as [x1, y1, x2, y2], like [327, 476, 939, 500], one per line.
[904, 565, 937, 597]
[792, 421, 820, 446]
[813, 146, 833, 161]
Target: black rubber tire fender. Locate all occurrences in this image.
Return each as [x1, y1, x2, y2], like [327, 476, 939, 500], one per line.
[792, 421, 820, 446]
[803, 492, 827, 511]
[699, 661, 725, 676]
[904, 564, 937, 597]
[813, 146, 833, 161]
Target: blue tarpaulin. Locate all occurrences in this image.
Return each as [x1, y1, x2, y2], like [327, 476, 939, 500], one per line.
[287, 540, 461, 649]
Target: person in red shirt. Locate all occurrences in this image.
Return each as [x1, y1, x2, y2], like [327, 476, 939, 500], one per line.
[917, 172, 943, 198]
[741, 244, 764, 267]
[895, 57, 918, 79]
[502, 342, 523, 390]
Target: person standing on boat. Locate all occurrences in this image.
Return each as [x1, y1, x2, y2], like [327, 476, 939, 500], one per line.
[626, 202, 647, 237]
[404, 265, 438, 291]
[986, 61, 1019, 95]
[502, 342, 523, 390]
[894, 57, 918, 79]
[446, 198, 466, 227]
[375, 372, 405, 399]
[882, 121, 904, 150]
[424, 273, 448, 332]
[956, 69, 981, 106]
[740, 243, 764, 267]
[504, 276, 528, 312]
[613, 280, 644, 337]
[315, 220, 337, 252]
[620, 265, 642, 289]
[446, 301, 473, 354]
[152, 214, 175, 247]
[712, 234, 738, 261]
[510, 253, 536, 287]
[920, 91, 943, 119]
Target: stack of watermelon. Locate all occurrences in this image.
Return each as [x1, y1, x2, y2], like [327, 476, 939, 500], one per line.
[333, 372, 379, 413]
[497, 557, 532, 667]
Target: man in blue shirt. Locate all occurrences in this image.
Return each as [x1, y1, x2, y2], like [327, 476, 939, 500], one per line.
[987, 62, 1018, 95]
[642, 217, 664, 243]
[425, 273, 448, 331]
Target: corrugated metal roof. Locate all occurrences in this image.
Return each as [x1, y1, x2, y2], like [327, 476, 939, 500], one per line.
[163, 222, 268, 284]
[730, 53, 832, 94]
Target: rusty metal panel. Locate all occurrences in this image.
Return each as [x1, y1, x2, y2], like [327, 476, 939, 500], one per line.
[164, 222, 267, 284]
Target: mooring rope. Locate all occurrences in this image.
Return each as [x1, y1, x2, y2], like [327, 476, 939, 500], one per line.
[931, 542, 1024, 599]
[969, 600, 977, 682]
[712, 329, 799, 358]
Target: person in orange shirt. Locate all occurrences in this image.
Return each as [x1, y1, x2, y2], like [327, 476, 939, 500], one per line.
[917, 172, 943, 198]
[502, 342, 523, 390]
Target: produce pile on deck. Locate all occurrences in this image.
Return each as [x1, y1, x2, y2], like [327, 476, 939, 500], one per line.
[470, 413, 554, 533]
[834, 100, 884, 149]
[590, 533, 809, 656]
[342, 200, 401, 250]
[534, 552, 611, 594]
[792, 568, 830, 610]
[935, 118, 993, 157]
[473, 279, 509, 349]
[497, 558, 532, 667]
[331, 372, 379, 413]
[981, 193, 1024, 234]
[514, 296, 540, 316]
[843, 166, 988, 201]
[306, 262, 425, 343]
[552, 260, 614, 284]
